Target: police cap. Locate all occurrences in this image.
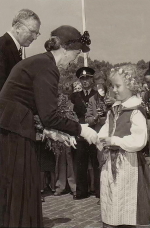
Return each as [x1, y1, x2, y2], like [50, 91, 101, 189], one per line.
[76, 67, 95, 79]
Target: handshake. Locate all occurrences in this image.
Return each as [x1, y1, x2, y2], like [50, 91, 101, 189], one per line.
[80, 124, 98, 145]
[80, 125, 111, 149]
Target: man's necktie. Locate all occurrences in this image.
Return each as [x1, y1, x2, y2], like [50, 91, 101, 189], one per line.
[85, 90, 89, 105]
[18, 47, 22, 58]
[85, 90, 88, 96]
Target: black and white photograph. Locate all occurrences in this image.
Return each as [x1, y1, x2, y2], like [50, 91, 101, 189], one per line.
[0, 0, 150, 227]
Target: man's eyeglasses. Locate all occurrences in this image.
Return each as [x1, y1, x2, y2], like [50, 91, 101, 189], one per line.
[19, 21, 41, 38]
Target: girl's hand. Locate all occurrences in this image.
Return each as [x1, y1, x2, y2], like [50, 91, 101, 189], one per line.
[99, 137, 111, 147]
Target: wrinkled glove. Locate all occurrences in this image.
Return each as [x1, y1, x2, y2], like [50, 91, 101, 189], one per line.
[42, 129, 77, 149]
[42, 129, 58, 141]
[70, 136, 77, 149]
[80, 124, 98, 144]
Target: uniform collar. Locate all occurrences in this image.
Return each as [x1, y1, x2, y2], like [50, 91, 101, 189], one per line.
[83, 88, 91, 95]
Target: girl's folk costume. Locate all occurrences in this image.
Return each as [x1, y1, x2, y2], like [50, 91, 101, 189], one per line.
[98, 96, 150, 226]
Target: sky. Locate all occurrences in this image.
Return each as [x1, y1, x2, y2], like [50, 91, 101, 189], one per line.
[1, 0, 150, 64]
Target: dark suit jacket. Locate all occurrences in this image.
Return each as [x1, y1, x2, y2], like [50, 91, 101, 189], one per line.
[0, 32, 22, 90]
[71, 89, 96, 124]
[0, 52, 81, 141]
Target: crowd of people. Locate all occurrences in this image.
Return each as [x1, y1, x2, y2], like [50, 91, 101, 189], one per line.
[0, 8, 150, 228]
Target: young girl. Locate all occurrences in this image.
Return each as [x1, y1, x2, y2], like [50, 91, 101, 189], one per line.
[97, 64, 150, 228]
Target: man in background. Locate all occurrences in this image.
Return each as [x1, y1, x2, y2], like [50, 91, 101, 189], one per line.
[0, 8, 41, 90]
[71, 67, 96, 200]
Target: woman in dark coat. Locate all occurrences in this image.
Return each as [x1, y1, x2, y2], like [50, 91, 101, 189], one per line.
[0, 25, 97, 227]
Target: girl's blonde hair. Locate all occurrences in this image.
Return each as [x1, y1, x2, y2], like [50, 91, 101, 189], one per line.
[109, 64, 142, 95]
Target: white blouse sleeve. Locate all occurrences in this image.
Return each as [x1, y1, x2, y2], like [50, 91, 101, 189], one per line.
[111, 110, 148, 152]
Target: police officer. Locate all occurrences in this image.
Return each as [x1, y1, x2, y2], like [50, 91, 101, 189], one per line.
[71, 67, 96, 199]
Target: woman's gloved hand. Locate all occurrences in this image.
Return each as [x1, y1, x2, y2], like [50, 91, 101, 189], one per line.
[80, 124, 98, 144]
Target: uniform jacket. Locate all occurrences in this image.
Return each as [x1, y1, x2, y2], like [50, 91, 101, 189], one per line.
[0, 52, 81, 141]
[0, 32, 22, 90]
[71, 89, 96, 124]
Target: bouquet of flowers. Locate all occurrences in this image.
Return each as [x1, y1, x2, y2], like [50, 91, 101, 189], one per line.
[34, 94, 79, 155]
[57, 93, 78, 121]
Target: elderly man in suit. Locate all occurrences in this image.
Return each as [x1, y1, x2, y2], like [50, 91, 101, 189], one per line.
[0, 9, 41, 90]
[71, 67, 97, 200]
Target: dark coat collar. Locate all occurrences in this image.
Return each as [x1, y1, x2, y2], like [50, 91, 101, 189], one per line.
[4, 32, 21, 62]
[45, 51, 57, 66]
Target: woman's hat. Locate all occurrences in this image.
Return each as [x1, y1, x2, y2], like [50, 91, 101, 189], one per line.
[76, 67, 95, 79]
[51, 25, 91, 53]
[44, 40, 51, 51]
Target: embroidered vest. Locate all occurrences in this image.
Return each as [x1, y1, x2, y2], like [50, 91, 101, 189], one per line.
[108, 106, 146, 138]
